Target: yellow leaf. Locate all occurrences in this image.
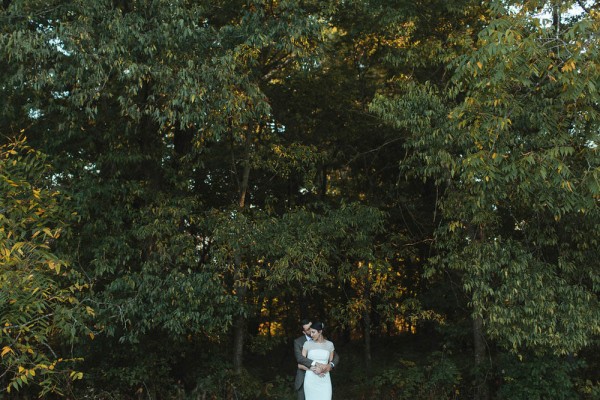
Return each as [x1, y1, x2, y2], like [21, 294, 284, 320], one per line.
[1, 346, 13, 357]
[477, 61, 483, 69]
[561, 60, 576, 72]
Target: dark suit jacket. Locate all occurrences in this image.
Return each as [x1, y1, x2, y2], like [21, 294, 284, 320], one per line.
[294, 335, 340, 391]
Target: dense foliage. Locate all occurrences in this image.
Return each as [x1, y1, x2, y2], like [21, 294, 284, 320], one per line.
[0, 137, 90, 396]
[1, 0, 598, 399]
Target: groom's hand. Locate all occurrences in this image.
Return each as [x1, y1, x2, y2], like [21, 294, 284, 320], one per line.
[320, 363, 332, 373]
[313, 362, 331, 374]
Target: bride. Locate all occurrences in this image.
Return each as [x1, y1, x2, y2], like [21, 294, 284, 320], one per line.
[298, 322, 335, 400]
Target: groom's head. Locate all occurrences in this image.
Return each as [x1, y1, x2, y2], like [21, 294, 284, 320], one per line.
[300, 319, 312, 336]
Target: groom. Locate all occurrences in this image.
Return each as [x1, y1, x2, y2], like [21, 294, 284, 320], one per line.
[294, 319, 339, 400]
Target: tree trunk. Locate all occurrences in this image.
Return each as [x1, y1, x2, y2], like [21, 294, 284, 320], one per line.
[363, 307, 372, 373]
[232, 130, 252, 373]
[363, 274, 373, 372]
[318, 163, 327, 199]
[232, 244, 247, 373]
[473, 315, 489, 400]
[237, 130, 252, 209]
[232, 310, 246, 373]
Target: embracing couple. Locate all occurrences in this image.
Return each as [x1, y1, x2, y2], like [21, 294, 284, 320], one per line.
[294, 319, 339, 400]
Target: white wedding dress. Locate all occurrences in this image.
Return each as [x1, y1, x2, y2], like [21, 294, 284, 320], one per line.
[303, 340, 334, 400]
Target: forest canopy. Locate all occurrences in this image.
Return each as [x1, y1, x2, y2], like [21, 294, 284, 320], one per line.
[1, 0, 599, 399]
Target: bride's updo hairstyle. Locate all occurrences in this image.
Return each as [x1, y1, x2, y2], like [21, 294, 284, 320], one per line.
[312, 321, 325, 331]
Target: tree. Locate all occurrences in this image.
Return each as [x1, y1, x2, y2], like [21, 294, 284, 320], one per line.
[1, 0, 384, 392]
[372, 0, 600, 397]
[3, 0, 597, 397]
[0, 136, 90, 397]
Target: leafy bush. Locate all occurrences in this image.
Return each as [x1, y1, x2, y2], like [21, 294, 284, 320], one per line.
[0, 137, 91, 397]
[496, 354, 581, 400]
[190, 366, 263, 400]
[575, 378, 600, 400]
[371, 352, 461, 400]
[262, 375, 295, 400]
